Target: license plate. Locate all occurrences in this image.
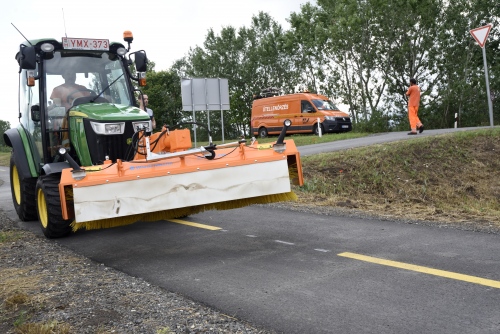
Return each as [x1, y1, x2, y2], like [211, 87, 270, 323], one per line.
[342, 125, 349, 128]
[62, 37, 109, 51]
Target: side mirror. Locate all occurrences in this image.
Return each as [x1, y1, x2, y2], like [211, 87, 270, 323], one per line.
[18, 45, 37, 70]
[133, 51, 148, 72]
[31, 105, 41, 122]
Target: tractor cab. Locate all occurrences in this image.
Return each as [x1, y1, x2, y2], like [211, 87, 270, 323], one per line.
[16, 34, 150, 169]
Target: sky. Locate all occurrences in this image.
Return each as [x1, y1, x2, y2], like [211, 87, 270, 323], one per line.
[1, 0, 314, 128]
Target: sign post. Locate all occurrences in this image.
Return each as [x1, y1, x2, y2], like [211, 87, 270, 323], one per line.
[470, 24, 494, 126]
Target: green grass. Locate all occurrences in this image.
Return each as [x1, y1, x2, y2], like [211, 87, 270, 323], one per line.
[0, 145, 10, 167]
[0, 151, 9, 167]
[0, 231, 23, 243]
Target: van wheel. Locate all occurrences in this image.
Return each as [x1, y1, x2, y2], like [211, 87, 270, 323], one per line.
[258, 127, 268, 138]
[313, 124, 324, 136]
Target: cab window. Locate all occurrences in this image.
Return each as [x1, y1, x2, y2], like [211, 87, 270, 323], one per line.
[301, 101, 315, 113]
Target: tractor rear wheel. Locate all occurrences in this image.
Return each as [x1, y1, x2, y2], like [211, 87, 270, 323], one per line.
[36, 174, 72, 238]
[10, 154, 37, 221]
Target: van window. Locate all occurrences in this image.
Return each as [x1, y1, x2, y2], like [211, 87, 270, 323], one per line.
[301, 101, 315, 113]
[312, 99, 339, 111]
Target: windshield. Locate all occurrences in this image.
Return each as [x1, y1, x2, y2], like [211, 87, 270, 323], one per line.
[44, 50, 131, 111]
[312, 99, 339, 111]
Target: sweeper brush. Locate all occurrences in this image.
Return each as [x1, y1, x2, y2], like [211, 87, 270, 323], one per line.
[59, 124, 303, 232]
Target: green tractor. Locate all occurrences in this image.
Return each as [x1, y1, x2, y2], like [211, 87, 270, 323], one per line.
[4, 32, 151, 238]
[5, 32, 304, 239]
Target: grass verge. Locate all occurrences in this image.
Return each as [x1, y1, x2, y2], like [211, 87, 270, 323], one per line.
[294, 128, 500, 228]
[0, 151, 10, 167]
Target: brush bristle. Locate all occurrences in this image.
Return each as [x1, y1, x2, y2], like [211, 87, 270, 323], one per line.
[71, 192, 297, 232]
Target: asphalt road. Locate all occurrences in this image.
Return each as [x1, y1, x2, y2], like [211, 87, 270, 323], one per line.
[1, 127, 499, 334]
[298, 126, 492, 156]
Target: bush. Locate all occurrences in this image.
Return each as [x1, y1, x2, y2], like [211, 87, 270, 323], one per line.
[354, 111, 395, 133]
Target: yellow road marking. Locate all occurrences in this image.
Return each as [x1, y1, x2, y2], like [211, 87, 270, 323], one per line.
[338, 252, 500, 289]
[167, 219, 222, 231]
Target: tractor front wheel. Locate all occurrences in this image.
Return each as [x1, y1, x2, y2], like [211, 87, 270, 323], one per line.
[36, 174, 72, 238]
[10, 154, 37, 221]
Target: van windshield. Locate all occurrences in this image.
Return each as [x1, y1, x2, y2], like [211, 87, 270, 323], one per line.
[312, 99, 339, 111]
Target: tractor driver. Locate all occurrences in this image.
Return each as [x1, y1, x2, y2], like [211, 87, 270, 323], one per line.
[50, 70, 91, 110]
[48, 70, 91, 154]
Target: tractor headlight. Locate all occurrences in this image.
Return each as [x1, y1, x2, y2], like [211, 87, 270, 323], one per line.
[117, 47, 127, 56]
[41, 43, 54, 52]
[132, 121, 151, 132]
[90, 122, 125, 135]
[40, 43, 55, 60]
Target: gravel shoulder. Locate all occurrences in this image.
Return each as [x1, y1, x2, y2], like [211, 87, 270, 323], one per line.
[0, 210, 276, 334]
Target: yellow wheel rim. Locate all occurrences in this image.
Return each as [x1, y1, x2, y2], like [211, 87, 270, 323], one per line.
[37, 188, 48, 229]
[12, 165, 21, 205]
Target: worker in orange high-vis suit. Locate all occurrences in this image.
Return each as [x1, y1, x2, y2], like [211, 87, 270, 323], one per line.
[406, 78, 424, 135]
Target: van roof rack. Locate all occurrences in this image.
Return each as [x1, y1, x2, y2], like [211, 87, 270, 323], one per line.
[253, 87, 281, 100]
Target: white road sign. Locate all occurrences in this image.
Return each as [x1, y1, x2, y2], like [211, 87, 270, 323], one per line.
[470, 24, 492, 48]
[470, 24, 494, 126]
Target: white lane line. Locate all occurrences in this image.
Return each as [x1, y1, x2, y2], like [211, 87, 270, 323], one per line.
[275, 240, 295, 245]
[314, 249, 331, 253]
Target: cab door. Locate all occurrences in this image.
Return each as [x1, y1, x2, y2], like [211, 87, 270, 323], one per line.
[19, 68, 44, 169]
[299, 100, 316, 132]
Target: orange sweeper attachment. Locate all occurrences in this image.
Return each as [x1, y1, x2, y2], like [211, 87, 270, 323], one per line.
[58, 121, 303, 232]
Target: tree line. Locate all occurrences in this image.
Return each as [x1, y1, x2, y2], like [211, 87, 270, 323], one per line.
[4, 2, 498, 142]
[1, 0, 485, 145]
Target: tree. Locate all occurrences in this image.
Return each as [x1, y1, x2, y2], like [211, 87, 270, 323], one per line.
[183, 12, 292, 138]
[141, 70, 183, 129]
[184, 26, 248, 139]
[428, 0, 500, 127]
[312, 0, 389, 128]
[369, 0, 442, 130]
[285, 3, 330, 94]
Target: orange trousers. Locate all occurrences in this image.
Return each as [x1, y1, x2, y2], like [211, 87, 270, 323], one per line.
[408, 106, 421, 131]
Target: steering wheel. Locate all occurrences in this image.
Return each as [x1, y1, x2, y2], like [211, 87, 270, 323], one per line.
[66, 89, 97, 103]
